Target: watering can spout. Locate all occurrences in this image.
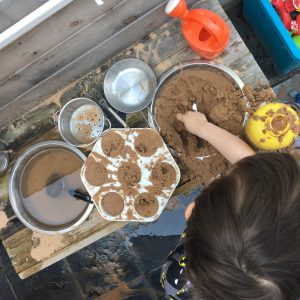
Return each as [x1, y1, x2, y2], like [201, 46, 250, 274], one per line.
[165, 0, 189, 19]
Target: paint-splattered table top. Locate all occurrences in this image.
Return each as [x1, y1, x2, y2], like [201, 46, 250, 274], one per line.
[0, 0, 268, 279]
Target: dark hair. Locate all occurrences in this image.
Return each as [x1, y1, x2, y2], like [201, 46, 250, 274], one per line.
[185, 153, 300, 300]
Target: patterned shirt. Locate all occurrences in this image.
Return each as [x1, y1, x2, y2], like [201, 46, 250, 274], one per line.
[161, 232, 193, 299]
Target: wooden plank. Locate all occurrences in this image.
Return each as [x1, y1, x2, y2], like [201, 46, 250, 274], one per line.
[2, 209, 126, 280]
[0, 1, 173, 128]
[0, 0, 121, 82]
[148, 23, 268, 87]
[0, 0, 48, 32]
[1, 0, 163, 93]
[0, 0, 270, 279]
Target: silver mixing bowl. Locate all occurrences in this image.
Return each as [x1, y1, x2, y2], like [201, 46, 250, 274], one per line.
[9, 141, 94, 235]
[149, 60, 248, 128]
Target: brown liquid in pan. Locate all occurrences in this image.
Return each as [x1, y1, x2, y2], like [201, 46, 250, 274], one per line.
[21, 149, 88, 226]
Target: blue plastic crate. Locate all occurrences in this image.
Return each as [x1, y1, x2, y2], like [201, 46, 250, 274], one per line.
[244, 0, 300, 75]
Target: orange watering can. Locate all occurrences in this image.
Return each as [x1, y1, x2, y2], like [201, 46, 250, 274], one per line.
[165, 0, 230, 59]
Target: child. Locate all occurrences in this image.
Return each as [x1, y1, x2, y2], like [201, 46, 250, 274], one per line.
[161, 111, 300, 300]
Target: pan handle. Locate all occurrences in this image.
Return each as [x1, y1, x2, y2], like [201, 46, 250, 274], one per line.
[106, 105, 129, 129]
[101, 117, 112, 136]
[140, 108, 161, 132]
[53, 110, 61, 126]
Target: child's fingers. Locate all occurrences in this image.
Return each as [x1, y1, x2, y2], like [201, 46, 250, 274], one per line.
[176, 113, 184, 122]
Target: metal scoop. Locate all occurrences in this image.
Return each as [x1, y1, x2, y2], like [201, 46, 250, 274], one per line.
[192, 102, 198, 112]
[45, 174, 65, 198]
[45, 173, 93, 204]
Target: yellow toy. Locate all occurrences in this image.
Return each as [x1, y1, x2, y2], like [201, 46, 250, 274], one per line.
[245, 103, 300, 150]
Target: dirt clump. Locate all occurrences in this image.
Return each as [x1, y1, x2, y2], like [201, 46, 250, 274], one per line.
[101, 192, 124, 216]
[243, 85, 276, 112]
[134, 193, 159, 218]
[155, 68, 246, 185]
[134, 129, 162, 157]
[150, 162, 177, 188]
[117, 162, 141, 187]
[85, 157, 108, 186]
[101, 132, 125, 157]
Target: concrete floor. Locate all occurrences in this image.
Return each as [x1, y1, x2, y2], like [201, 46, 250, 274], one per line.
[2, 2, 300, 300]
[0, 188, 199, 300]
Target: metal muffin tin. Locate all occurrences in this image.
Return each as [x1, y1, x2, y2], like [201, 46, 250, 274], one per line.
[81, 128, 181, 222]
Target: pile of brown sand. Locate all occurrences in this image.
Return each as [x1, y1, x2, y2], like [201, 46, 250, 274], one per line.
[85, 157, 108, 186]
[243, 85, 276, 112]
[101, 192, 124, 216]
[134, 129, 162, 157]
[150, 162, 177, 188]
[101, 132, 125, 157]
[155, 68, 247, 185]
[134, 193, 159, 218]
[117, 162, 141, 187]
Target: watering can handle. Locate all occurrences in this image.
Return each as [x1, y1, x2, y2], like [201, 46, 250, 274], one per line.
[187, 11, 226, 45]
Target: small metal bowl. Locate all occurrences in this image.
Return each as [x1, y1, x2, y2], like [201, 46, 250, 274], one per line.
[104, 58, 157, 113]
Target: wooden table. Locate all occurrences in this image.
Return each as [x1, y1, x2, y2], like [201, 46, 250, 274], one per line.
[0, 0, 268, 279]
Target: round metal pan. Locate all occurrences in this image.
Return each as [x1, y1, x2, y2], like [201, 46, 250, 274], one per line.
[104, 58, 157, 113]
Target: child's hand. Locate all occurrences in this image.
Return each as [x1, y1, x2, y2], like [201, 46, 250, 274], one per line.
[176, 111, 209, 137]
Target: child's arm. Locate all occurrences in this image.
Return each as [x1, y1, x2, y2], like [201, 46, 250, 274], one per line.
[177, 111, 255, 164]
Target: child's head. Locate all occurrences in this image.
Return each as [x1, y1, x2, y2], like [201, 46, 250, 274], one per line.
[185, 153, 300, 300]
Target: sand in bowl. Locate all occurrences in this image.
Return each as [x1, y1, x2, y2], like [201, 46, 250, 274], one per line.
[101, 132, 125, 157]
[117, 162, 141, 187]
[134, 129, 162, 157]
[151, 162, 177, 188]
[84, 157, 108, 186]
[134, 193, 159, 218]
[101, 192, 124, 216]
[155, 68, 246, 185]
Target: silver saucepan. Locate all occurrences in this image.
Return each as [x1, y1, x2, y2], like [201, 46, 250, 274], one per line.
[9, 141, 94, 235]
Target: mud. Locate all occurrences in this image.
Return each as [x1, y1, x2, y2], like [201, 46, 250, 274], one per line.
[75, 108, 102, 144]
[155, 68, 246, 185]
[271, 116, 288, 131]
[85, 157, 108, 186]
[0, 211, 9, 230]
[262, 106, 300, 144]
[134, 193, 159, 218]
[101, 192, 124, 216]
[101, 132, 125, 157]
[31, 232, 65, 261]
[117, 162, 141, 188]
[134, 129, 162, 157]
[150, 162, 177, 188]
[21, 149, 88, 226]
[243, 85, 276, 112]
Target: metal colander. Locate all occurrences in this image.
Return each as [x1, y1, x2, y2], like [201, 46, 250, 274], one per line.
[55, 98, 111, 148]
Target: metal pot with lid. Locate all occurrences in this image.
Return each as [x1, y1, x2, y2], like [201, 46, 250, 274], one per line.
[9, 141, 93, 235]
